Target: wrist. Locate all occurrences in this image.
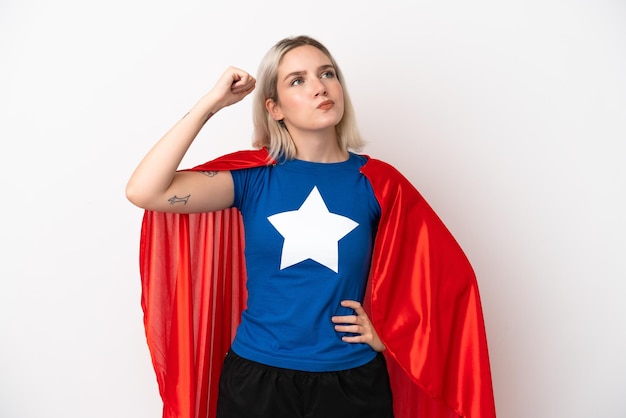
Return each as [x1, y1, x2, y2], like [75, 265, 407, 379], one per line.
[186, 95, 220, 124]
[196, 91, 227, 115]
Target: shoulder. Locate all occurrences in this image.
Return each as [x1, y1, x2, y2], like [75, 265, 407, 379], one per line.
[191, 148, 274, 172]
[358, 155, 426, 212]
[359, 155, 406, 181]
[359, 154, 421, 197]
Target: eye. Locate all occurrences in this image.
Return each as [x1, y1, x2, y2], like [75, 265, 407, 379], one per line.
[290, 77, 304, 86]
[321, 70, 336, 79]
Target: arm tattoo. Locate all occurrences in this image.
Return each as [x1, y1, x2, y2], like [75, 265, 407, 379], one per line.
[200, 170, 218, 178]
[182, 111, 215, 125]
[168, 194, 191, 205]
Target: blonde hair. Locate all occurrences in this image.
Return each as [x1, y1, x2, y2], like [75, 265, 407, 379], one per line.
[252, 35, 364, 161]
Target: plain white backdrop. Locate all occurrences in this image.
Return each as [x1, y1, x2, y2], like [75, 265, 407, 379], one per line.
[1, 0, 625, 417]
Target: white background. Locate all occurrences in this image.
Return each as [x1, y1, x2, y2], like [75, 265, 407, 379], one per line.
[1, 0, 625, 417]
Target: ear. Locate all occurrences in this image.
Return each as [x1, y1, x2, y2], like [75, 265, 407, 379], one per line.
[265, 98, 284, 121]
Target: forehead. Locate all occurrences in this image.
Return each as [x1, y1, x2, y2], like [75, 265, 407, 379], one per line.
[278, 45, 332, 74]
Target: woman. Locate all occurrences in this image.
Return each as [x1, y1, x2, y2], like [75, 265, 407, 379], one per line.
[127, 36, 495, 418]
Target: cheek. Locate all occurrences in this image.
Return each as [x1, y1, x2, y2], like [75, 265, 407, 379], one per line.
[331, 83, 345, 104]
[281, 93, 308, 113]
[333, 86, 345, 108]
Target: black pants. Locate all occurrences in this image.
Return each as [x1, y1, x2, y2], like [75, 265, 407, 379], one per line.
[216, 350, 394, 418]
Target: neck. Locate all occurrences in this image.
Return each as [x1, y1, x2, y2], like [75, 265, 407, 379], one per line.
[291, 130, 348, 163]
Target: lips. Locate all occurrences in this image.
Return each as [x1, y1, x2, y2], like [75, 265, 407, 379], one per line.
[317, 100, 334, 110]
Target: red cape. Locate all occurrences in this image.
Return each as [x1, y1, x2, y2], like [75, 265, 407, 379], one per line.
[139, 148, 496, 418]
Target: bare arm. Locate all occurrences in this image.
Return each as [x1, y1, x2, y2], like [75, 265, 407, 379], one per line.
[125, 67, 256, 213]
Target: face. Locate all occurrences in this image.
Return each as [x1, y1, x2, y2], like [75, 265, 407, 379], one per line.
[266, 45, 345, 137]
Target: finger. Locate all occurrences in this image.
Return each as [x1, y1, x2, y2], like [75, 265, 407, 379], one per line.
[231, 79, 256, 95]
[218, 67, 250, 90]
[235, 76, 255, 88]
[334, 324, 361, 333]
[340, 301, 369, 322]
[331, 314, 358, 324]
[351, 303, 366, 316]
[341, 335, 366, 344]
[230, 70, 252, 84]
[340, 300, 365, 314]
[237, 82, 256, 95]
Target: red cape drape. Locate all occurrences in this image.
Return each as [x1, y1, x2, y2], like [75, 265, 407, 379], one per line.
[138, 148, 496, 418]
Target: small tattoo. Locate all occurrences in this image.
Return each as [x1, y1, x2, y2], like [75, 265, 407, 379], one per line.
[201, 170, 218, 178]
[181, 111, 213, 125]
[168, 194, 190, 205]
[203, 112, 214, 125]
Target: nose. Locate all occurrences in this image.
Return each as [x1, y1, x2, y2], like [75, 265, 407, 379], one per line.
[313, 79, 327, 96]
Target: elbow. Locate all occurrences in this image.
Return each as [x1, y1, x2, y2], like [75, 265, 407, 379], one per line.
[125, 181, 147, 209]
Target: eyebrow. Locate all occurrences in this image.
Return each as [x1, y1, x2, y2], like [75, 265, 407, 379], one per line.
[282, 64, 335, 82]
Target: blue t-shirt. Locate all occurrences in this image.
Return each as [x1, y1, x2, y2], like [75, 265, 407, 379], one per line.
[230, 153, 381, 372]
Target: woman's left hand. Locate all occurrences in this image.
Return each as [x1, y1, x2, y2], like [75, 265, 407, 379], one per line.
[331, 300, 386, 352]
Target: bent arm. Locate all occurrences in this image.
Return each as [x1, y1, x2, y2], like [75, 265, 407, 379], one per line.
[125, 67, 255, 213]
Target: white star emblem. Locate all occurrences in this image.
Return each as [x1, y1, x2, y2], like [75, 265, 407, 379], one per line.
[267, 186, 359, 273]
